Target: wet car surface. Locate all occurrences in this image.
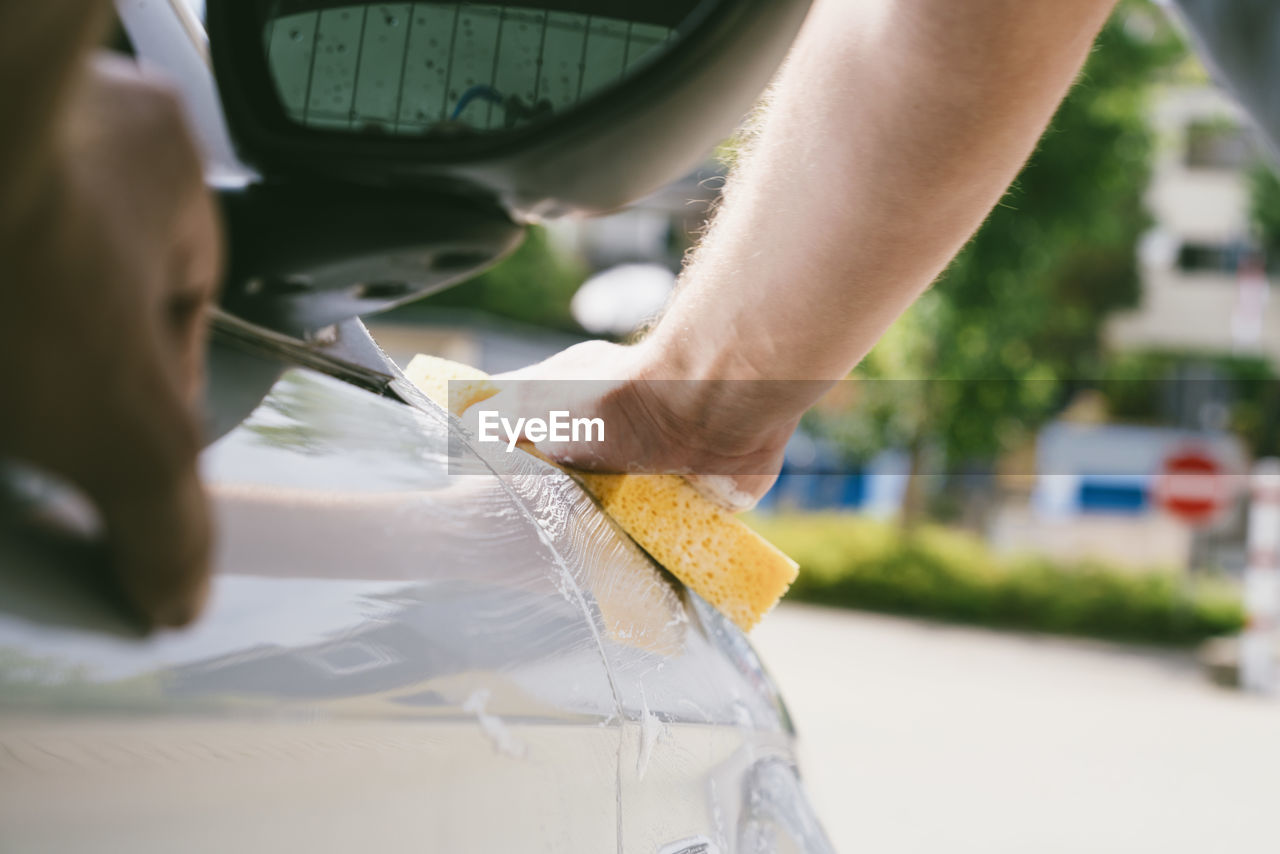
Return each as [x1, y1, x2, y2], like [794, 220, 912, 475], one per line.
[0, 369, 833, 853]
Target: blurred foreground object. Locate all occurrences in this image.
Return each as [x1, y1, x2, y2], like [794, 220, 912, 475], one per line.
[0, 42, 222, 628]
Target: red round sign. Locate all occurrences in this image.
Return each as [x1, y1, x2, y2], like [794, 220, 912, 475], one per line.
[1153, 448, 1231, 526]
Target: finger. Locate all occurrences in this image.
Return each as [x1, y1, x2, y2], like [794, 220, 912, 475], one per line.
[81, 352, 214, 629]
[471, 383, 616, 468]
[163, 183, 221, 408]
[97, 458, 212, 628]
[100, 56, 224, 410]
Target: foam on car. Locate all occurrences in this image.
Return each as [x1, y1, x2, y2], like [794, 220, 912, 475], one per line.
[404, 354, 798, 633]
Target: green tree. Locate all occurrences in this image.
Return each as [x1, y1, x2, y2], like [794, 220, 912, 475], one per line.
[1249, 163, 1280, 263]
[809, 1, 1185, 525]
[1098, 349, 1280, 458]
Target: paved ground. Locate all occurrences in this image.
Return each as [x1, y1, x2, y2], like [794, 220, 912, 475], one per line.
[751, 604, 1280, 854]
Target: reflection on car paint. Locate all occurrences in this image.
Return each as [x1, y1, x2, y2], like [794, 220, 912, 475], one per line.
[0, 369, 832, 853]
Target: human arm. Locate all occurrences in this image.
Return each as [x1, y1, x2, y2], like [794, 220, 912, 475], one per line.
[494, 0, 1117, 506]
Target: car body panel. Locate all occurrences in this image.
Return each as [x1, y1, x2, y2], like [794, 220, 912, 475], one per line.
[0, 370, 833, 853]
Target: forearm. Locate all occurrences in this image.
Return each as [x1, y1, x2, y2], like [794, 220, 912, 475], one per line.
[0, 0, 109, 234]
[647, 0, 1115, 390]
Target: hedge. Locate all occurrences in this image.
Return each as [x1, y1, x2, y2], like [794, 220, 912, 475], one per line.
[747, 513, 1243, 646]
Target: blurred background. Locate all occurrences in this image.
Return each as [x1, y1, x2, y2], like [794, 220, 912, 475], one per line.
[365, 1, 1280, 849]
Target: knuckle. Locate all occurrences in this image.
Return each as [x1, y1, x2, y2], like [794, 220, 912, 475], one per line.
[116, 80, 204, 180]
[133, 77, 186, 126]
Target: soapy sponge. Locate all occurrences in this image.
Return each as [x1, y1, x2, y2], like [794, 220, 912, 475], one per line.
[403, 353, 499, 413]
[403, 354, 798, 632]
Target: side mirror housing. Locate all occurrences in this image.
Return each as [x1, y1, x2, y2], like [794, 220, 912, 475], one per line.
[207, 1, 813, 218]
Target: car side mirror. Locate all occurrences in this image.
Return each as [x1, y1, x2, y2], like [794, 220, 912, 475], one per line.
[208, 0, 812, 219]
[195, 0, 809, 437]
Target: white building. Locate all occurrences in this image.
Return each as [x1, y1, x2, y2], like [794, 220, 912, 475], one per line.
[1106, 81, 1276, 360]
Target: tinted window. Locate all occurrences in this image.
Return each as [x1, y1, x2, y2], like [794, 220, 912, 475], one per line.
[261, 2, 690, 136]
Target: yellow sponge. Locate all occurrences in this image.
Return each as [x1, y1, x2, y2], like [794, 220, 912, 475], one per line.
[403, 354, 798, 632]
[403, 353, 499, 412]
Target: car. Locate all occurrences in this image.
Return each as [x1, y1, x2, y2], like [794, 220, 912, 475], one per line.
[0, 366, 835, 852]
[0, 1, 835, 850]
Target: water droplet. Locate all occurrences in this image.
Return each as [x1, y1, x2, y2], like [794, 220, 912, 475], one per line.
[289, 29, 301, 41]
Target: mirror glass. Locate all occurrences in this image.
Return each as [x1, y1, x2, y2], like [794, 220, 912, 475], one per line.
[259, 2, 702, 137]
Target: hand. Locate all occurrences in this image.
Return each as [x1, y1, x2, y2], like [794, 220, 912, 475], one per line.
[483, 338, 801, 510]
[0, 56, 222, 627]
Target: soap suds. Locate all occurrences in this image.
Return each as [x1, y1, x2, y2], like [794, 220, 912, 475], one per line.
[463, 689, 527, 759]
[635, 686, 668, 781]
[685, 474, 758, 512]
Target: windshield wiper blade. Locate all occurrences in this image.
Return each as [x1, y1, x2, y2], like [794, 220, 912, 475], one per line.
[209, 308, 400, 399]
